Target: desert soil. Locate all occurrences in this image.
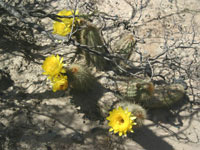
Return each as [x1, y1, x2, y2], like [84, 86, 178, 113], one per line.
[0, 0, 200, 150]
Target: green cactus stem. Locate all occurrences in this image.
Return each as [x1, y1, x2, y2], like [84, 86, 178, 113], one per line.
[126, 79, 154, 101]
[125, 78, 185, 108]
[113, 33, 136, 60]
[75, 19, 110, 70]
[66, 64, 96, 92]
[143, 84, 185, 108]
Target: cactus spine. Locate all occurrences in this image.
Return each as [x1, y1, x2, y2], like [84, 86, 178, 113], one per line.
[125, 79, 185, 108]
[113, 33, 136, 68]
[126, 79, 154, 102]
[146, 84, 185, 108]
[115, 101, 147, 127]
[114, 33, 136, 60]
[75, 20, 110, 70]
[66, 64, 96, 92]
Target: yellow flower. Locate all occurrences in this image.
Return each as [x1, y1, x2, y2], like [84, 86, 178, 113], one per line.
[52, 75, 68, 92]
[42, 55, 66, 78]
[106, 107, 137, 137]
[53, 22, 72, 36]
[53, 9, 80, 36]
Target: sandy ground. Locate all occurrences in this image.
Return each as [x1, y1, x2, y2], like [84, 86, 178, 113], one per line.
[0, 0, 200, 150]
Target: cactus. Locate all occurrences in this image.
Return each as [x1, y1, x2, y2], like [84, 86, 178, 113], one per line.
[75, 19, 110, 70]
[66, 64, 96, 92]
[113, 33, 136, 60]
[145, 84, 185, 108]
[126, 79, 154, 102]
[112, 33, 136, 68]
[125, 79, 185, 108]
[115, 101, 147, 127]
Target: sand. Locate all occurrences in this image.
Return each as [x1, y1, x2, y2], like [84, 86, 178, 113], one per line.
[0, 0, 200, 149]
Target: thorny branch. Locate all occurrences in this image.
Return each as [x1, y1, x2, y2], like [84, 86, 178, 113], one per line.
[0, 0, 200, 146]
[1, 1, 199, 81]
[0, 0, 199, 86]
[0, 0, 55, 40]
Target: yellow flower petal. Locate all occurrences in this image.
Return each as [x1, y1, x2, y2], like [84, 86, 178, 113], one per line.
[119, 132, 123, 136]
[53, 9, 80, 36]
[52, 75, 68, 92]
[53, 22, 71, 36]
[109, 128, 113, 132]
[42, 55, 66, 78]
[106, 107, 137, 137]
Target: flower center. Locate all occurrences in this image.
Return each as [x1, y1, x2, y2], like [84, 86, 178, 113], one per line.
[117, 116, 124, 125]
[60, 84, 64, 89]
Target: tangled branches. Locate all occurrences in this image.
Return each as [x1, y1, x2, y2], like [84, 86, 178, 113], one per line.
[1, 0, 200, 101]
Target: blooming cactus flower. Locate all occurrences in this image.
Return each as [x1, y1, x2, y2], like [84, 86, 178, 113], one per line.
[42, 55, 66, 78]
[52, 74, 68, 92]
[106, 107, 137, 137]
[53, 9, 80, 36]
